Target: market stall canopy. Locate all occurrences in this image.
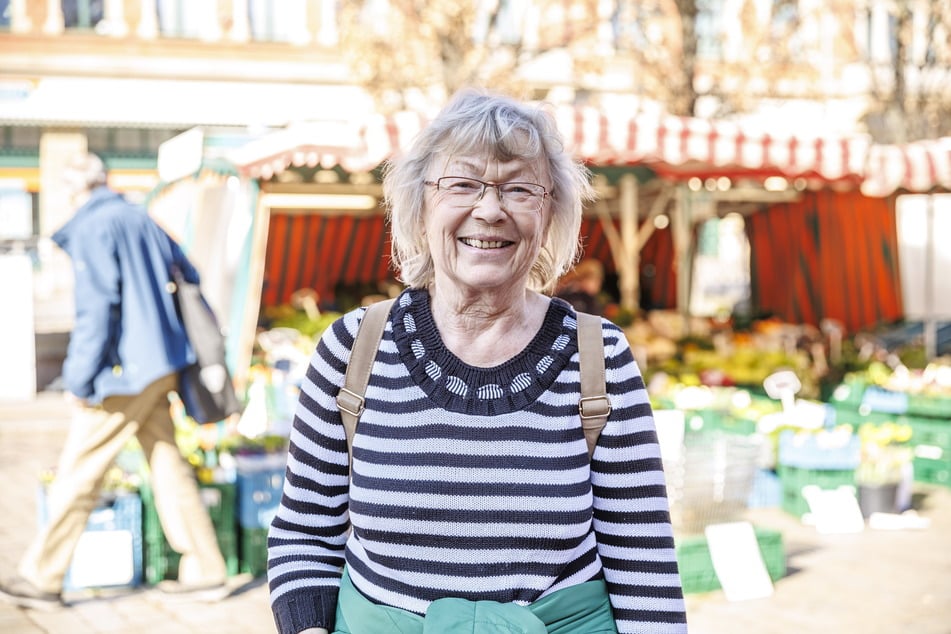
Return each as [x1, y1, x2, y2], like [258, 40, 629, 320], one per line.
[861, 137, 951, 197]
[231, 106, 869, 185]
[549, 106, 869, 184]
[228, 105, 951, 197]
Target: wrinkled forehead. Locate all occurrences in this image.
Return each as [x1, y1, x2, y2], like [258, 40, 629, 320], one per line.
[441, 121, 543, 161]
[432, 136, 549, 182]
[438, 153, 541, 178]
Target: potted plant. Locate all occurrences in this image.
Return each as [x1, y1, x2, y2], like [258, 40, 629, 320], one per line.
[854, 421, 914, 517]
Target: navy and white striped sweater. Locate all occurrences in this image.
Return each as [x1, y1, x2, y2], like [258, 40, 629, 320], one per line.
[267, 288, 687, 633]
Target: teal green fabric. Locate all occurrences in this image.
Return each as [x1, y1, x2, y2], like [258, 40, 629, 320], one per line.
[333, 569, 617, 634]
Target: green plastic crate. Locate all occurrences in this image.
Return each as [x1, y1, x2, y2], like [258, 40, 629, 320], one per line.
[676, 528, 785, 594]
[907, 394, 951, 419]
[828, 378, 867, 409]
[777, 464, 855, 518]
[830, 407, 897, 428]
[239, 526, 269, 577]
[913, 456, 951, 487]
[141, 481, 239, 584]
[904, 416, 951, 456]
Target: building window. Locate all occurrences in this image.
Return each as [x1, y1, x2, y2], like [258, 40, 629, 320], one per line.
[157, 0, 215, 39]
[62, 0, 105, 30]
[695, 0, 722, 59]
[6, 126, 41, 152]
[112, 128, 145, 153]
[249, 0, 309, 43]
[86, 127, 185, 158]
[0, 0, 11, 29]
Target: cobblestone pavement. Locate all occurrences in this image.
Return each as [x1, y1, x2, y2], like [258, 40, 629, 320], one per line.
[2, 394, 951, 634]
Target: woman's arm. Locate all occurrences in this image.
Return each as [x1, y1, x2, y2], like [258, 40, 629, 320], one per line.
[267, 312, 363, 634]
[590, 321, 688, 633]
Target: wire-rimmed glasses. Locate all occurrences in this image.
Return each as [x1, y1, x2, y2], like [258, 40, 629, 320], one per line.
[424, 176, 549, 214]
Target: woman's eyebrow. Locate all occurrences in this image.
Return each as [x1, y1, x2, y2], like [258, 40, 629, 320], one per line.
[445, 160, 539, 181]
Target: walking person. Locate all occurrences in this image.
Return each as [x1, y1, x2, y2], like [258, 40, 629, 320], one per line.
[267, 89, 686, 634]
[0, 153, 231, 609]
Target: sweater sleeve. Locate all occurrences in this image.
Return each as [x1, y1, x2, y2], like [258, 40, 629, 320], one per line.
[591, 321, 688, 633]
[267, 310, 364, 634]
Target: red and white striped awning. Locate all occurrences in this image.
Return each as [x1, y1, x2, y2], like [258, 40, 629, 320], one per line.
[551, 106, 870, 183]
[861, 137, 951, 197]
[228, 120, 373, 179]
[229, 105, 950, 197]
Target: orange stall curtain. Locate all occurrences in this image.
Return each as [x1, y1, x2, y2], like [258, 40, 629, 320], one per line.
[262, 213, 678, 314]
[747, 190, 904, 334]
[262, 212, 393, 310]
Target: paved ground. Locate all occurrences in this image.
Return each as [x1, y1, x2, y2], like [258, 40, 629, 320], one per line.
[2, 393, 950, 634]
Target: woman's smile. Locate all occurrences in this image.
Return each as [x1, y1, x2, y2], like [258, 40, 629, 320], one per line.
[458, 237, 514, 250]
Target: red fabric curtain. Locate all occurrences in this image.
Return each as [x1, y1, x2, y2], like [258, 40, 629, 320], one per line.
[262, 213, 393, 309]
[748, 190, 904, 333]
[262, 213, 678, 312]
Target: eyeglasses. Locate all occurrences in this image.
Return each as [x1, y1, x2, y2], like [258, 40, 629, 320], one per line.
[424, 176, 549, 214]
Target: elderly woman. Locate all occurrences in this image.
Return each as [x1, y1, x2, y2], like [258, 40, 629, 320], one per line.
[267, 89, 687, 634]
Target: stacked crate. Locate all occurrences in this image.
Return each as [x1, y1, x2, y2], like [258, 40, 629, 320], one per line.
[831, 378, 951, 488]
[676, 528, 786, 594]
[140, 481, 239, 584]
[37, 489, 143, 591]
[777, 429, 860, 518]
[903, 396, 951, 487]
[235, 453, 286, 577]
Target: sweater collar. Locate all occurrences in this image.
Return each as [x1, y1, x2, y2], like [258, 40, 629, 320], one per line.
[390, 287, 579, 415]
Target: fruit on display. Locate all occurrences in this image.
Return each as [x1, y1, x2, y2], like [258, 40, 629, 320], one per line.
[631, 313, 818, 398]
[863, 359, 951, 396]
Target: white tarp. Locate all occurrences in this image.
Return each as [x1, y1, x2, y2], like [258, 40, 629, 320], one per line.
[896, 193, 951, 319]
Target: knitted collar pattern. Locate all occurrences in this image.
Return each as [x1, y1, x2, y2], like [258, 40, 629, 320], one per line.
[390, 288, 580, 415]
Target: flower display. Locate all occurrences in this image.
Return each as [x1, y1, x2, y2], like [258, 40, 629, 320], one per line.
[855, 421, 913, 486]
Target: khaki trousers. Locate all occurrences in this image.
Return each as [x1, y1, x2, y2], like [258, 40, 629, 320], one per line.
[18, 373, 227, 593]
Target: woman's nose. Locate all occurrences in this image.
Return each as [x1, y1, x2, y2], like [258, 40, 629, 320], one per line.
[473, 185, 505, 219]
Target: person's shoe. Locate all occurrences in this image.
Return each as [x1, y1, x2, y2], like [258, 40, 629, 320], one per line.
[0, 576, 63, 611]
[154, 573, 254, 603]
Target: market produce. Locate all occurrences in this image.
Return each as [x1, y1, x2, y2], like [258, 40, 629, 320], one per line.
[864, 359, 951, 396]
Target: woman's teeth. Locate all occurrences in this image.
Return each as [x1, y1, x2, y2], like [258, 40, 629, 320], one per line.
[461, 238, 508, 249]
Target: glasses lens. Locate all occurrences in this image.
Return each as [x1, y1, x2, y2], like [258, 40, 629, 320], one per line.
[439, 177, 482, 199]
[498, 183, 546, 212]
[437, 177, 544, 212]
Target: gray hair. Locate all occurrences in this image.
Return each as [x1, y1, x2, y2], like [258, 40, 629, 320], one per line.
[63, 152, 108, 194]
[383, 89, 595, 294]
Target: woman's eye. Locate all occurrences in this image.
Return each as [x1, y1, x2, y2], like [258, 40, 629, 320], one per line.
[450, 179, 480, 191]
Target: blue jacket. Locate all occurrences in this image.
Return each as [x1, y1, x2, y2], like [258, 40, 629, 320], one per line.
[52, 186, 200, 404]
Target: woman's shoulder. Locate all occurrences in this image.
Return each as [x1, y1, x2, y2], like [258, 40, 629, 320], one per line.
[328, 294, 403, 344]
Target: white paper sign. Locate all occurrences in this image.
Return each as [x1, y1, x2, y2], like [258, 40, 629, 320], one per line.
[801, 485, 865, 534]
[704, 521, 774, 602]
[69, 531, 135, 587]
[653, 409, 686, 466]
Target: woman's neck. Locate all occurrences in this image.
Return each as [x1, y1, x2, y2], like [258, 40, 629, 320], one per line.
[427, 286, 549, 367]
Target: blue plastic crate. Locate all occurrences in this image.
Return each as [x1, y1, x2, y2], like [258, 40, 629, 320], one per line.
[236, 454, 286, 529]
[861, 387, 909, 415]
[747, 469, 782, 508]
[778, 429, 861, 470]
[38, 488, 143, 591]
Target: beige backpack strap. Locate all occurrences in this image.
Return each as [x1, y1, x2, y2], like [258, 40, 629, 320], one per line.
[577, 311, 611, 459]
[337, 298, 396, 466]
